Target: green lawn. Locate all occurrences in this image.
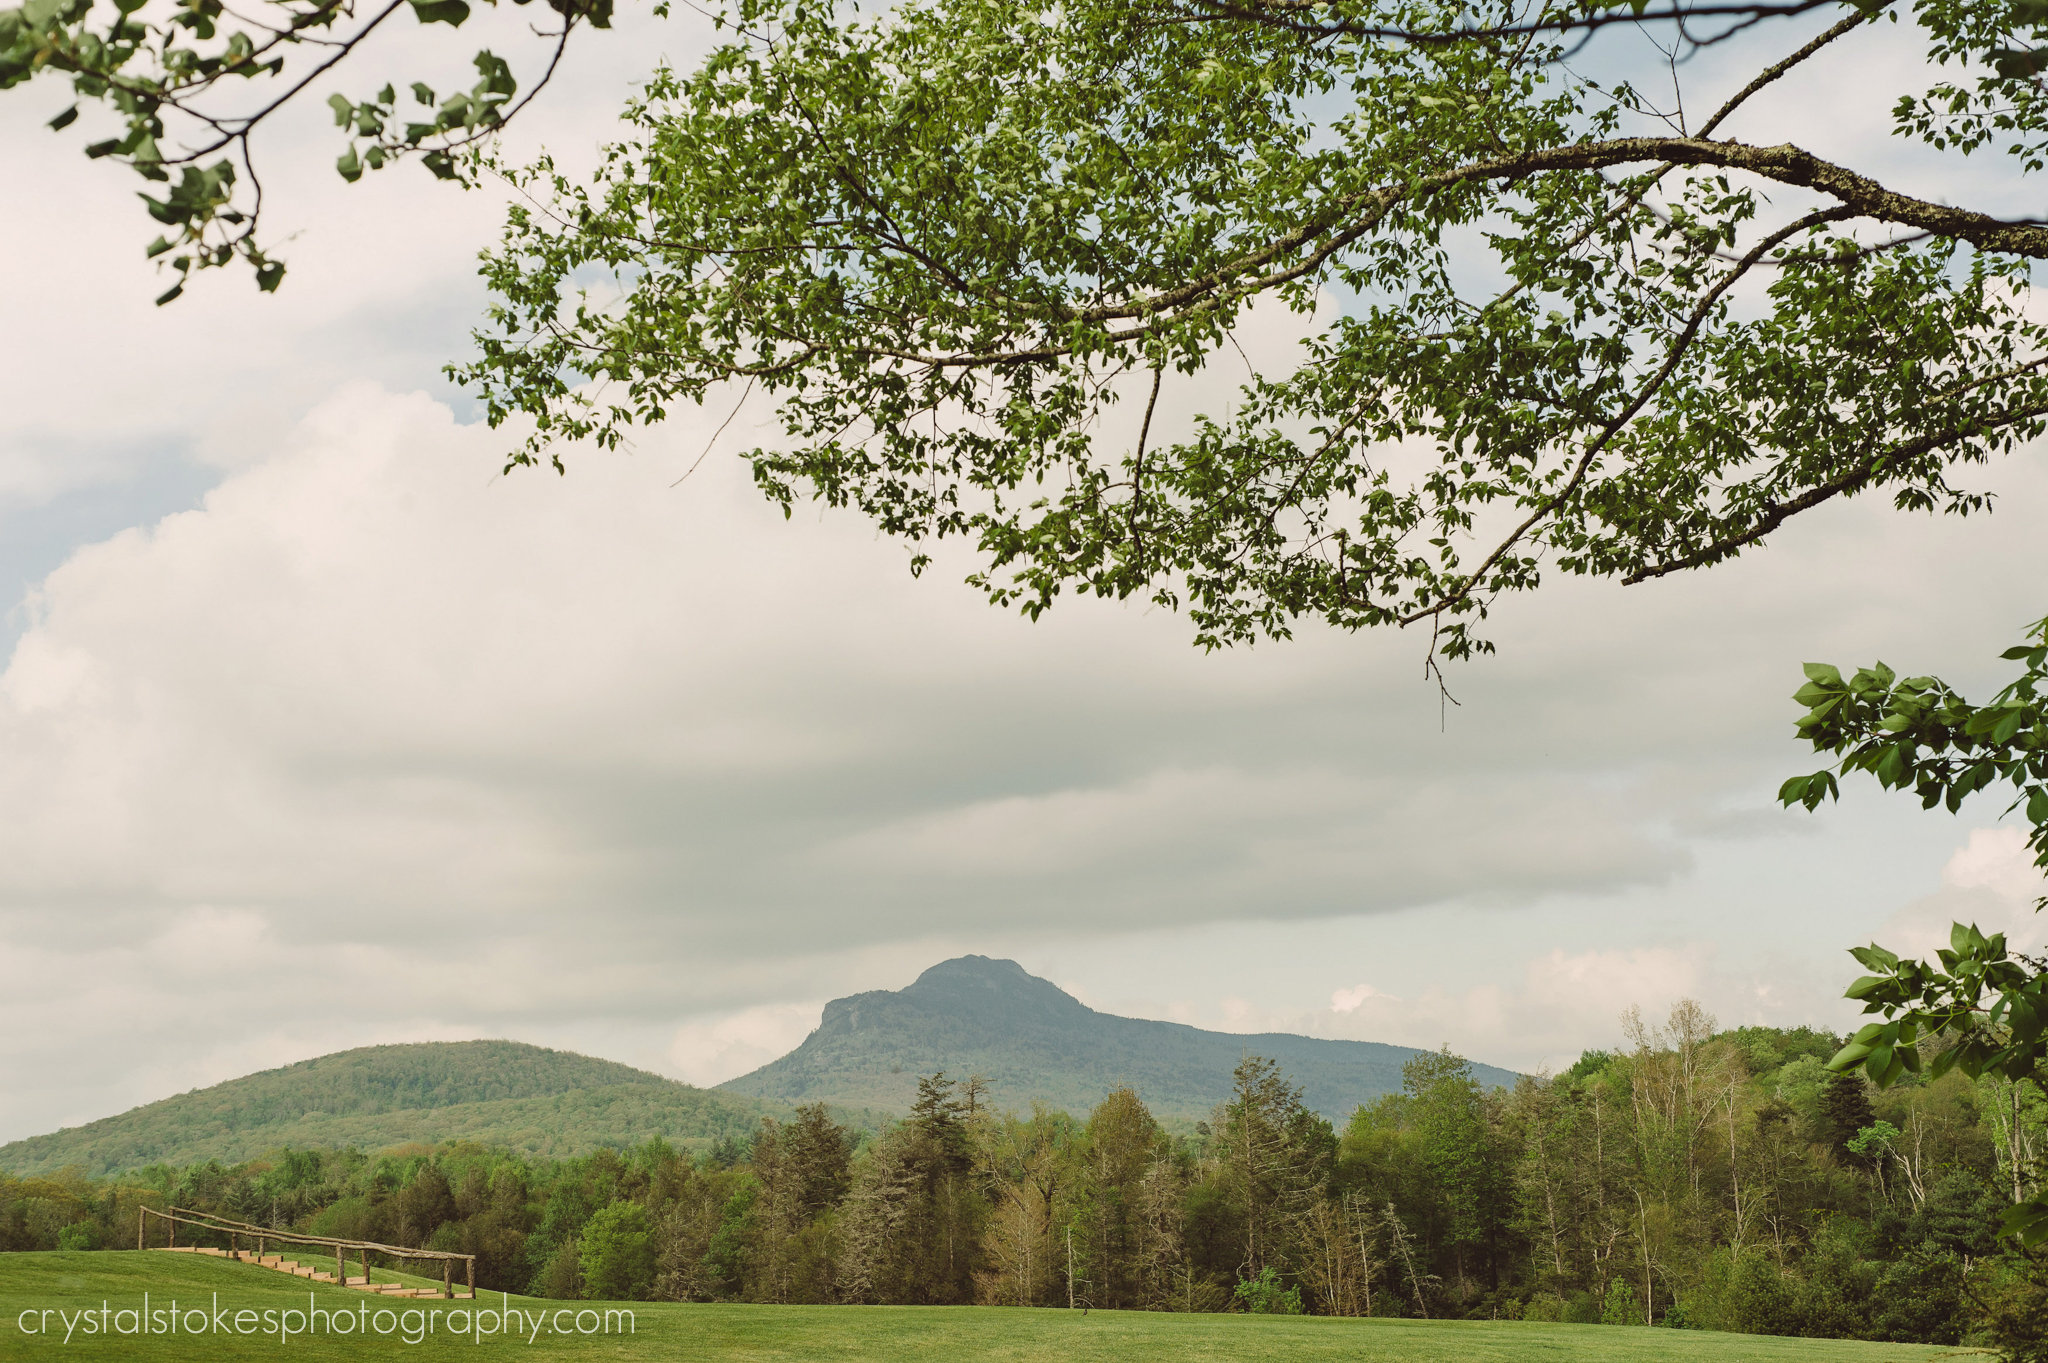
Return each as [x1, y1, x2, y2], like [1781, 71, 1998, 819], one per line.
[0, 1252, 1981, 1362]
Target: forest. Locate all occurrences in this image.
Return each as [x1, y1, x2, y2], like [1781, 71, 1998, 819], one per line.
[7, 1003, 2046, 1352]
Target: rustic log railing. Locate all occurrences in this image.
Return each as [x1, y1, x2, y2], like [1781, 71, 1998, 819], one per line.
[138, 1205, 476, 1299]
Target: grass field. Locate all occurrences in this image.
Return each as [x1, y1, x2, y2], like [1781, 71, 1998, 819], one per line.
[0, 1252, 1983, 1362]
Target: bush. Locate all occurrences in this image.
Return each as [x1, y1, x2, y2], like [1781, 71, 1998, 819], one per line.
[1796, 1220, 1878, 1340]
[1724, 1253, 1797, 1337]
[578, 1201, 656, 1301]
[532, 1238, 580, 1299]
[1601, 1277, 1643, 1326]
[1868, 1252, 1965, 1344]
[55, 1222, 96, 1252]
[1562, 1289, 1602, 1324]
[1981, 1255, 2048, 1363]
[1233, 1267, 1303, 1315]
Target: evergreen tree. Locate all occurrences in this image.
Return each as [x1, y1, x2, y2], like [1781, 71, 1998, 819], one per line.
[1821, 1073, 1879, 1165]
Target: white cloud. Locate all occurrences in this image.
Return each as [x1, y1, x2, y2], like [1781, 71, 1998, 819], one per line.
[0, 375, 2040, 1139]
[667, 1003, 826, 1089]
[1879, 826, 2048, 959]
[5, 12, 2048, 1146]
[1208, 944, 1712, 1074]
[1170, 942, 1791, 1076]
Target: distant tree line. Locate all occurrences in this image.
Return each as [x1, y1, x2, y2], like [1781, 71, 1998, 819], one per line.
[10, 1007, 2048, 1354]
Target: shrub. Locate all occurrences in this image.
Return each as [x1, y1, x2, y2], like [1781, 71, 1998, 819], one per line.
[532, 1238, 580, 1299]
[1601, 1277, 1643, 1326]
[1563, 1289, 1602, 1324]
[578, 1201, 656, 1301]
[1724, 1253, 1797, 1337]
[1233, 1267, 1303, 1315]
[1867, 1252, 1965, 1345]
[1980, 1255, 2048, 1363]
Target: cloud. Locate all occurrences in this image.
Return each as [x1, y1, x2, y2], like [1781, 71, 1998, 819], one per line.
[667, 1003, 826, 1089]
[1166, 941, 1825, 1078]
[1218, 944, 1715, 1075]
[6, 12, 2048, 1145]
[1879, 827, 2048, 959]
[0, 373, 2042, 1140]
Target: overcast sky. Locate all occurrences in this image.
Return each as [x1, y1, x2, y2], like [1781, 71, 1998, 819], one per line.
[2, 7, 2044, 1144]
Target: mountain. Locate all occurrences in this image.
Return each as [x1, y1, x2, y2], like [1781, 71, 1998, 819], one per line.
[0, 1040, 787, 1178]
[718, 956, 1519, 1122]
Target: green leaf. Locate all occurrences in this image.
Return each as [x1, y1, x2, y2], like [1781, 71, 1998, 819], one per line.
[2003, 1198, 2048, 1246]
[409, 0, 471, 24]
[1828, 1042, 1873, 1071]
[1802, 663, 1845, 687]
[47, 105, 78, 131]
[336, 145, 362, 182]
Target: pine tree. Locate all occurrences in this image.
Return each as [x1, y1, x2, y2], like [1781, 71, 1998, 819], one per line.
[1820, 1072, 1878, 1165]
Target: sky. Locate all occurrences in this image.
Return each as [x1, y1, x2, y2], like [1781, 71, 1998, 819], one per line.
[2, 5, 2045, 1145]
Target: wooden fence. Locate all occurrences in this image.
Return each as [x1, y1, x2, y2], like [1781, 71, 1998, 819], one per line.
[139, 1205, 477, 1299]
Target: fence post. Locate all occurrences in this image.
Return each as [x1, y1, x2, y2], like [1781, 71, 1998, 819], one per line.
[336, 1244, 344, 1282]
[443, 1259, 452, 1299]
[466, 1258, 474, 1300]
[168, 1214, 175, 1250]
[137, 1209, 144, 1251]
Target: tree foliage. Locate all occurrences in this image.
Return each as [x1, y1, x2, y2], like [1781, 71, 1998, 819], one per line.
[1785, 622, 2048, 1244]
[1786, 618, 2048, 1247]
[443, 0, 2048, 658]
[16, 0, 2043, 655]
[20, 1033, 2033, 1342]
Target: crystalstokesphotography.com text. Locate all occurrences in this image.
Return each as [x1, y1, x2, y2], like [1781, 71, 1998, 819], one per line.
[12, 1292, 635, 1346]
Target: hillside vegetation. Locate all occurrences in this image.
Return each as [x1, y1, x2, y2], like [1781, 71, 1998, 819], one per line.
[718, 956, 1518, 1120]
[0, 1042, 785, 1177]
[0, 1253, 1954, 1362]
[4, 1018, 2038, 1351]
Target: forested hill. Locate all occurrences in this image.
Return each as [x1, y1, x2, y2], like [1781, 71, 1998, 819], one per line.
[718, 956, 1518, 1120]
[0, 1040, 785, 1178]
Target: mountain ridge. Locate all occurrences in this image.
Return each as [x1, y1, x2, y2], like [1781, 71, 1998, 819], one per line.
[0, 1040, 787, 1178]
[719, 955, 1519, 1121]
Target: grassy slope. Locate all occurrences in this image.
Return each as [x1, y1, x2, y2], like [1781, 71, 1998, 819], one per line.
[0, 1043, 788, 1177]
[0, 1253, 1970, 1363]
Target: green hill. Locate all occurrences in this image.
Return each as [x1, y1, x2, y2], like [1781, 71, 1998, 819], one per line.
[0, 1040, 786, 1177]
[718, 956, 1519, 1122]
